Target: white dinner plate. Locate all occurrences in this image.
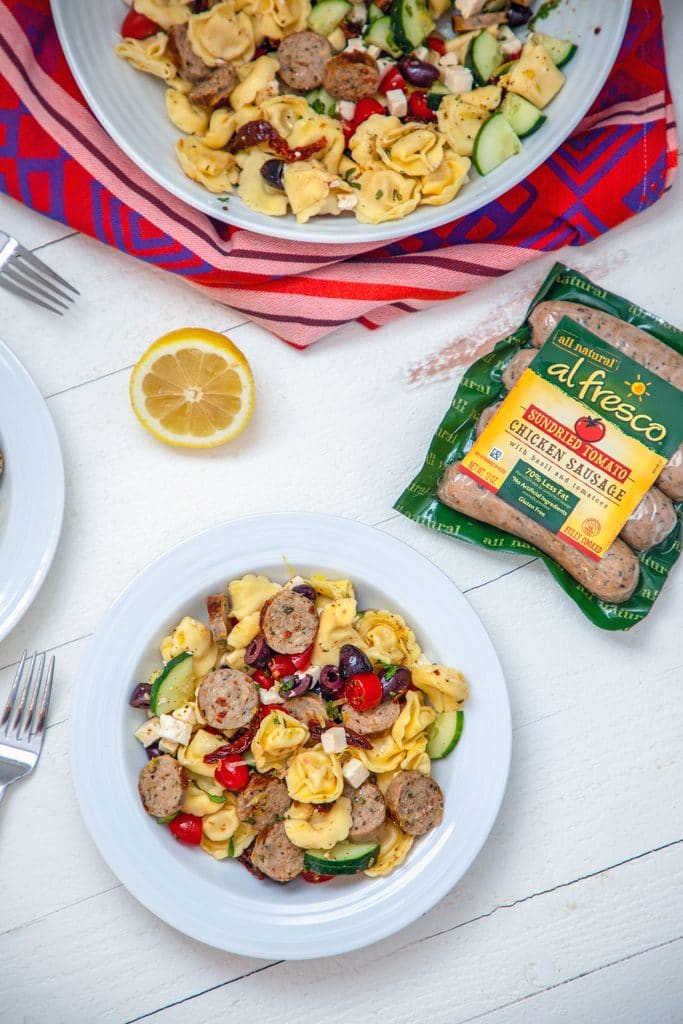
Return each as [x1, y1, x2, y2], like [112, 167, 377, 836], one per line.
[52, 0, 631, 243]
[71, 512, 511, 959]
[0, 339, 64, 645]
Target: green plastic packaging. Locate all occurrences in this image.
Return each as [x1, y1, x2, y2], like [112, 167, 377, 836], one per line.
[394, 264, 683, 630]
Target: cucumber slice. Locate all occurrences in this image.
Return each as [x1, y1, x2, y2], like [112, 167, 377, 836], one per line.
[531, 32, 577, 68]
[391, 0, 434, 53]
[426, 709, 464, 759]
[501, 91, 546, 138]
[150, 652, 195, 716]
[472, 111, 522, 175]
[304, 839, 380, 875]
[363, 15, 401, 57]
[426, 83, 450, 111]
[308, 0, 352, 36]
[306, 86, 338, 116]
[367, 1, 384, 19]
[466, 30, 503, 86]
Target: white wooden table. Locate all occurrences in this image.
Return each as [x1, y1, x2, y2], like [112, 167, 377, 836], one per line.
[1, 4, 682, 1019]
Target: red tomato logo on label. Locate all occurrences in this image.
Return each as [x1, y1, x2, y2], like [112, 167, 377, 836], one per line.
[574, 416, 606, 443]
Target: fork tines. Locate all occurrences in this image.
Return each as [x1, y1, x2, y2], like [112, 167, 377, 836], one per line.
[1, 650, 55, 743]
[0, 231, 79, 316]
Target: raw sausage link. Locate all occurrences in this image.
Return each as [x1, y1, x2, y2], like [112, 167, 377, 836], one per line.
[277, 31, 332, 92]
[324, 52, 380, 101]
[250, 820, 305, 883]
[189, 64, 238, 108]
[501, 347, 535, 392]
[385, 770, 444, 836]
[528, 301, 683, 389]
[475, 401, 502, 438]
[438, 468, 640, 603]
[619, 487, 677, 552]
[260, 589, 319, 655]
[166, 24, 211, 83]
[196, 668, 259, 730]
[138, 755, 188, 818]
[236, 775, 291, 828]
[342, 701, 401, 736]
[348, 781, 386, 842]
[656, 444, 683, 501]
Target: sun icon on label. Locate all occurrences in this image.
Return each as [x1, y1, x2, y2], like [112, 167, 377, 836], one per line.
[624, 373, 651, 402]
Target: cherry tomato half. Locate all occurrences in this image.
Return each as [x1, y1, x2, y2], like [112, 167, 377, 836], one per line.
[301, 870, 334, 883]
[121, 10, 160, 39]
[253, 668, 274, 689]
[215, 754, 250, 791]
[289, 645, 314, 671]
[269, 654, 297, 680]
[168, 813, 203, 845]
[379, 66, 406, 95]
[426, 34, 446, 56]
[408, 91, 437, 122]
[345, 672, 383, 711]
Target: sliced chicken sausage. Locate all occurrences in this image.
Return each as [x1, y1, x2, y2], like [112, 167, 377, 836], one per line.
[438, 468, 640, 603]
[324, 51, 380, 101]
[166, 24, 211, 83]
[385, 770, 444, 836]
[342, 701, 401, 736]
[348, 781, 386, 843]
[619, 487, 677, 552]
[236, 774, 291, 828]
[196, 668, 258, 730]
[284, 693, 327, 727]
[138, 755, 188, 818]
[250, 821, 305, 883]
[260, 589, 319, 655]
[189, 64, 238, 108]
[277, 30, 332, 92]
[206, 592, 229, 647]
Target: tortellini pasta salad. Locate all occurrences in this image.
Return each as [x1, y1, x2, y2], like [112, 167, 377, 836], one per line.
[131, 570, 468, 884]
[116, 0, 576, 225]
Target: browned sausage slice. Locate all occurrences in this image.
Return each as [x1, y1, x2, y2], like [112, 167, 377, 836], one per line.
[277, 31, 332, 92]
[342, 701, 401, 736]
[284, 694, 327, 727]
[166, 24, 210, 84]
[189, 64, 239, 108]
[138, 755, 188, 818]
[385, 770, 444, 836]
[260, 589, 319, 655]
[236, 775, 291, 828]
[348, 781, 386, 842]
[206, 593, 229, 647]
[196, 668, 258, 730]
[619, 487, 677, 552]
[250, 821, 305, 882]
[324, 51, 380, 102]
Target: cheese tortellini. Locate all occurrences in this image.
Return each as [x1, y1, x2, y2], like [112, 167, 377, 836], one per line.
[161, 615, 217, 676]
[187, 2, 255, 66]
[165, 89, 210, 136]
[228, 574, 281, 619]
[176, 138, 239, 194]
[364, 821, 414, 878]
[284, 796, 352, 849]
[252, 710, 309, 772]
[411, 664, 469, 713]
[356, 610, 421, 666]
[311, 597, 361, 666]
[253, 0, 310, 41]
[115, 34, 180, 84]
[286, 747, 344, 804]
[133, 0, 191, 30]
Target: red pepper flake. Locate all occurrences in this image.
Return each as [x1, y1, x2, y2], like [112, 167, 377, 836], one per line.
[228, 120, 326, 162]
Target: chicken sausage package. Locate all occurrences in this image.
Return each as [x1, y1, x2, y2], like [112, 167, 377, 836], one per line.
[395, 264, 683, 630]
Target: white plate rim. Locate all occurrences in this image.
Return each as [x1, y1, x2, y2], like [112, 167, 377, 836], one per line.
[50, 1, 632, 244]
[70, 511, 511, 959]
[0, 338, 65, 644]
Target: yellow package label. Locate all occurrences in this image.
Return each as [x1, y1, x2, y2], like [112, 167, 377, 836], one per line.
[460, 318, 682, 562]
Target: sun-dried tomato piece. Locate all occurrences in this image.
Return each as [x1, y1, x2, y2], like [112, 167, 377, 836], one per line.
[228, 120, 326, 162]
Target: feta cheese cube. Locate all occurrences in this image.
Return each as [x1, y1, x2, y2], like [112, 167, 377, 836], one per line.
[286, 575, 306, 588]
[338, 99, 357, 122]
[444, 65, 474, 94]
[456, 0, 486, 17]
[260, 686, 285, 705]
[172, 701, 198, 725]
[386, 89, 407, 118]
[345, 37, 366, 52]
[159, 738, 179, 755]
[438, 52, 460, 69]
[134, 717, 161, 747]
[337, 192, 358, 212]
[414, 45, 429, 61]
[159, 714, 193, 747]
[366, 44, 380, 59]
[498, 25, 522, 59]
[377, 58, 394, 81]
[342, 757, 370, 788]
[321, 726, 347, 754]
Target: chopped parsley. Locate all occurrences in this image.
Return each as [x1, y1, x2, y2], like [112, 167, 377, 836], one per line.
[278, 676, 296, 694]
[383, 665, 399, 681]
[326, 700, 343, 723]
[207, 792, 226, 803]
[227, 837, 235, 857]
[349, 181, 361, 189]
[393, 189, 402, 201]
[244, 816, 256, 826]
[310, 98, 325, 115]
[375, 189, 384, 200]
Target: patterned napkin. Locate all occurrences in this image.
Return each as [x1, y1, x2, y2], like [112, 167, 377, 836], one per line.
[0, 0, 677, 346]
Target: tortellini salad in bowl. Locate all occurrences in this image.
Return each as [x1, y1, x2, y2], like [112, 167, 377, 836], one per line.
[116, 0, 577, 225]
[131, 570, 468, 884]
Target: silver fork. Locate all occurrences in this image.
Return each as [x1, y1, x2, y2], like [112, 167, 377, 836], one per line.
[0, 651, 55, 805]
[0, 231, 78, 315]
